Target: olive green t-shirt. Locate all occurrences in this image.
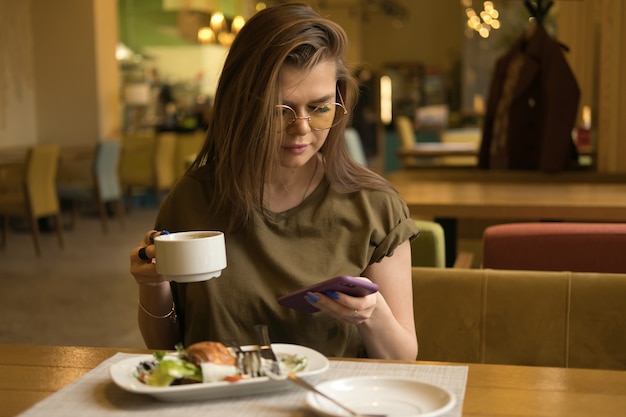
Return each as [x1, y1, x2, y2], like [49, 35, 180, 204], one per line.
[155, 165, 419, 358]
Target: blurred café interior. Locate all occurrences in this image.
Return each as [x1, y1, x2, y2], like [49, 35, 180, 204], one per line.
[2, 0, 626, 361]
[2, 0, 624, 228]
[2, 2, 626, 416]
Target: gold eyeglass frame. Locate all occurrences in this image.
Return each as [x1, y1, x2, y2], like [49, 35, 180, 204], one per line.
[275, 90, 348, 131]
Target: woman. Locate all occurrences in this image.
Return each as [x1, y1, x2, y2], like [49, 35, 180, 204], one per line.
[130, 3, 419, 360]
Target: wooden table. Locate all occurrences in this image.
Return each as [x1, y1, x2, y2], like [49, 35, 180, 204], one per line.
[0, 147, 28, 164]
[0, 147, 28, 175]
[0, 145, 95, 177]
[1, 344, 626, 417]
[397, 142, 595, 161]
[396, 142, 478, 169]
[388, 175, 626, 222]
[0, 148, 28, 192]
[387, 169, 626, 265]
[397, 142, 478, 158]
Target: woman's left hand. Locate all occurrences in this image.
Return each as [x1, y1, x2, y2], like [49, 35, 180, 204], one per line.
[305, 277, 379, 324]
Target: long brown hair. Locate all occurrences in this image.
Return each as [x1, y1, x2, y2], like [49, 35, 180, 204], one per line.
[191, 3, 396, 231]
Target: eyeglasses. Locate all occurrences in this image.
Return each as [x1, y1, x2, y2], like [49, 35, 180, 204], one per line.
[275, 101, 348, 131]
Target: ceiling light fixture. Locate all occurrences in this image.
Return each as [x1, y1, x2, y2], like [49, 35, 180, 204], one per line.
[462, 0, 501, 39]
[196, 11, 245, 47]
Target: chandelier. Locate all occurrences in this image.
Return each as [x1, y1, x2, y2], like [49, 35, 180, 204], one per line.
[176, 7, 246, 48]
[462, 0, 501, 38]
[196, 11, 246, 47]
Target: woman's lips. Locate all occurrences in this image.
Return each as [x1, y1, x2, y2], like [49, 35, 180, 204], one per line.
[283, 144, 308, 155]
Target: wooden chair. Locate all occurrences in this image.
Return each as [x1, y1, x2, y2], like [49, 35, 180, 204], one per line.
[482, 222, 626, 273]
[119, 132, 176, 208]
[394, 116, 419, 168]
[411, 219, 446, 268]
[411, 219, 474, 268]
[57, 141, 125, 233]
[173, 131, 204, 179]
[344, 127, 368, 167]
[395, 116, 417, 148]
[0, 144, 64, 256]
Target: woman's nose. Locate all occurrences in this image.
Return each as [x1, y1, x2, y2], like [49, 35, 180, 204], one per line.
[289, 116, 312, 135]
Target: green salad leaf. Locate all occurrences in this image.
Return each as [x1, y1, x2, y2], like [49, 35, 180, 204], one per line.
[143, 356, 202, 387]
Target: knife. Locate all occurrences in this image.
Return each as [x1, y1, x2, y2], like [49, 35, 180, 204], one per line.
[254, 324, 282, 375]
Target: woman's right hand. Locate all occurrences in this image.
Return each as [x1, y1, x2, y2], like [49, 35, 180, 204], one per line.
[130, 230, 169, 286]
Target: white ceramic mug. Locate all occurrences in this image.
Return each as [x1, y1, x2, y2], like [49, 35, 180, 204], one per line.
[154, 231, 227, 283]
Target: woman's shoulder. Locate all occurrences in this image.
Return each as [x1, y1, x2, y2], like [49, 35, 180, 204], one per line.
[336, 177, 403, 206]
[172, 165, 213, 193]
[360, 187, 408, 214]
[321, 181, 409, 223]
[186, 163, 213, 181]
[155, 166, 213, 226]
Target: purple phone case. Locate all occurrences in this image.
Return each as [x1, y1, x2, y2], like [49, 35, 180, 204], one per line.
[277, 275, 379, 313]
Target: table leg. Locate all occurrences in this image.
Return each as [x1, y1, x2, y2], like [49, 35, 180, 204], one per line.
[435, 217, 457, 268]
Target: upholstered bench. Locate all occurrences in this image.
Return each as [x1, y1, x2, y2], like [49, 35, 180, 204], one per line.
[482, 222, 626, 273]
[412, 267, 626, 370]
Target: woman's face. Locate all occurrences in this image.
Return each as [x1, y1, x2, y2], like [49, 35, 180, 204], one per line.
[277, 59, 338, 169]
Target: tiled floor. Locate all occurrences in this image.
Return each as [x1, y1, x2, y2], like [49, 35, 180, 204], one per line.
[0, 205, 160, 349]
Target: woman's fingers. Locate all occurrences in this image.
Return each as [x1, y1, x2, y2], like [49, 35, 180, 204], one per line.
[130, 233, 165, 286]
[145, 229, 169, 245]
[138, 246, 151, 262]
[136, 230, 169, 264]
[310, 291, 377, 324]
[134, 244, 155, 263]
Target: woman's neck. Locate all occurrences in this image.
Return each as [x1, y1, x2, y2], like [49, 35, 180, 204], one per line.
[264, 155, 322, 212]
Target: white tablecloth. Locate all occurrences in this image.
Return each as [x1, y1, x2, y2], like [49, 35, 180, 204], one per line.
[18, 353, 468, 417]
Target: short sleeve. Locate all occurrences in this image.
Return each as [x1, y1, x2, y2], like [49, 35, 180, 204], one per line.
[367, 191, 420, 263]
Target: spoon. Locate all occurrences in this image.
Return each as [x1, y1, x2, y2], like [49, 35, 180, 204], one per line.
[278, 372, 386, 417]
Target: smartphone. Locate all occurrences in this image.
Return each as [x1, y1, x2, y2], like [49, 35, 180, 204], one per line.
[277, 275, 379, 313]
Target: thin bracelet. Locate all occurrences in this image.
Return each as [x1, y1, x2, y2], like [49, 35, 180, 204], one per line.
[138, 299, 177, 323]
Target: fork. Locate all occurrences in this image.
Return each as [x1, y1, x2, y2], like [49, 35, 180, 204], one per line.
[254, 324, 282, 376]
[229, 341, 262, 377]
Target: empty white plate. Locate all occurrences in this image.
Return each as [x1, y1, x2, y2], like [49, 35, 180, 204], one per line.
[306, 376, 456, 417]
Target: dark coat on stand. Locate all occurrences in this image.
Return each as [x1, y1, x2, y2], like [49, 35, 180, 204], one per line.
[478, 24, 580, 172]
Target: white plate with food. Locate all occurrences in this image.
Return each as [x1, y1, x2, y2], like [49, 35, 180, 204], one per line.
[110, 343, 329, 401]
[306, 376, 456, 417]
